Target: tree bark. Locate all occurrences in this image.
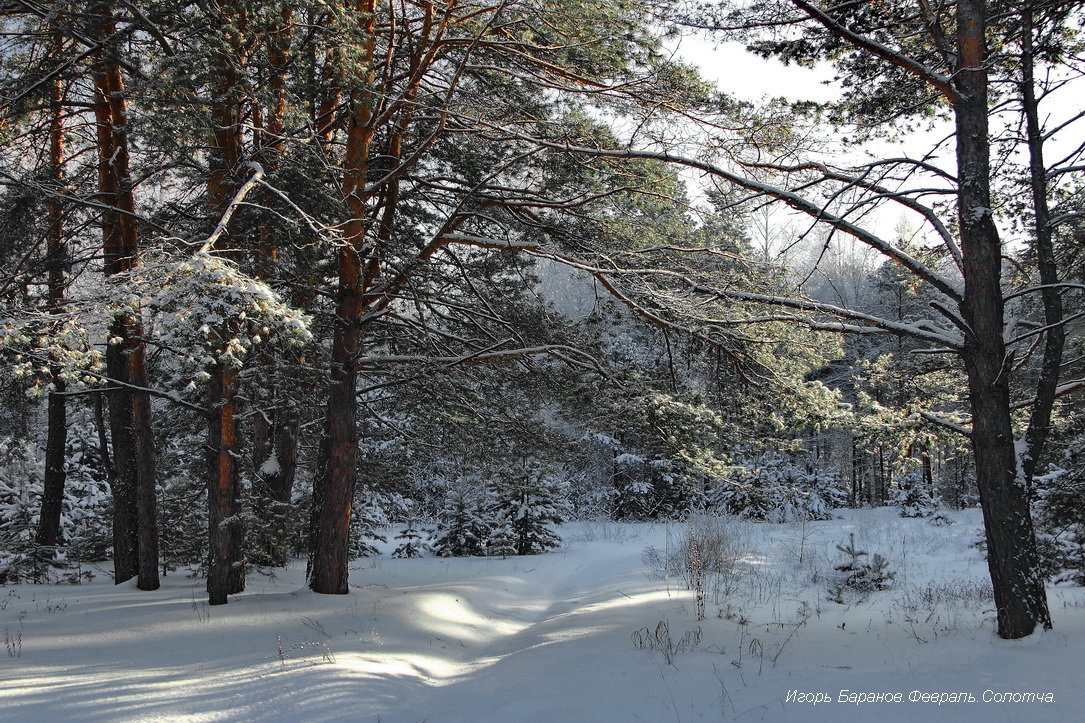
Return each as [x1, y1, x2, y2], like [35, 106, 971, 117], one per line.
[93, 2, 158, 588]
[37, 48, 68, 549]
[202, 2, 250, 601]
[309, 0, 378, 595]
[207, 365, 241, 605]
[954, 0, 1050, 638]
[1019, 4, 1065, 486]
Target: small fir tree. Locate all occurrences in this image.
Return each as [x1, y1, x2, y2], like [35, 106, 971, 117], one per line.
[392, 518, 425, 558]
[0, 438, 58, 583]
[828, 533, 895, 602]
[892, 471, 940, 518]
[488, 464, 566, 556]
[1034, 458, 1085, 586]
[430, 485, 491, 557]
[348, 493, 388, 558]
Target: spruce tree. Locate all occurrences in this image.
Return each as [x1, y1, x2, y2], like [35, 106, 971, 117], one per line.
[430, 486, 491, 558]
[488, 465, 566, 556]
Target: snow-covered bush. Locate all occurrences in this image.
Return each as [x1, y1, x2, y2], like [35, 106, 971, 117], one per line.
[0, 437, 53, 583]
[57, 404, 112, 563]
[488, 465, 567, 556]
[611, 455, 706, 521]
[0, 423, 110, 582]
[349, 492, 389, 558]
[430, 484, 491, 557]
[891, 471, 941, 518]
[709, 452, 845, 522]
[611, 452, 655, 520]
[1033, 460, 1085, 586]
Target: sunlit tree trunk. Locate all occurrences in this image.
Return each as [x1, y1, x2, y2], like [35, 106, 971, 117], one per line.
[309, 0, 378, 595]
[205, 0, 248, 601]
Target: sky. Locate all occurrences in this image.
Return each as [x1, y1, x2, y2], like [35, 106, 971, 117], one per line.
[675, 37, 842, 104]
[670, 29, 1084, 256]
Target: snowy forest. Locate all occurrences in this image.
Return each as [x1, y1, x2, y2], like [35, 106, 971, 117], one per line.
[1, 0, 1084, 720]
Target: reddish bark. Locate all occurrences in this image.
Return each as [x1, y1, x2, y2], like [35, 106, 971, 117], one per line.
[308, 0, 378, 595]
[207, 365, 241, 605]
[93, 3, 158, 589]
[204, 3, 250, 601]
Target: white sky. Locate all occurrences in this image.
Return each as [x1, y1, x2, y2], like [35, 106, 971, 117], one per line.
[674, 37, 843, 104]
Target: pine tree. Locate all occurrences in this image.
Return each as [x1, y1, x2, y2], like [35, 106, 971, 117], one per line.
[0, 438, 55, 583]
[348, 494, 387, 559]
[1033, 445, 1085, 586]
[829, 533, 895, 601]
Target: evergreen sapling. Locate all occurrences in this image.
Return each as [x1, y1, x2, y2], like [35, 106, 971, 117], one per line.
[430, 486, 490, 557]
[488, 465, 566, 556]
[392, 518, 425, 558]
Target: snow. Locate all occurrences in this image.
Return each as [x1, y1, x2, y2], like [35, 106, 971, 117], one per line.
[2, 509, 1084, 721]
[258, 455, 281, 477]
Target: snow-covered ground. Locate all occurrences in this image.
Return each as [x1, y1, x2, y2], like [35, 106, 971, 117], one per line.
[2, 508, 1083, 722]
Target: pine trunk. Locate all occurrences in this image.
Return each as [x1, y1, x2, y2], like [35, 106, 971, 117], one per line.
[207, 366, 242, 604]
[94, 4, 157, 588]
[37, 54, 68, 549]
[1019, 6, 1065, 485]
[309, 0, 377, 595]
[37, 392, 67, 547]
[955, 0, 1049, 639]
[203, 6, 249, 599]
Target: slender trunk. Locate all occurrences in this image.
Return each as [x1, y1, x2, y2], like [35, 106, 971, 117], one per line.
[250, 12, 299, 567]
[128, 322, 159, 589]
[955, 0, 1049, 638]
[203, 5, 249, 600]
[1019, 4, 1065, 485]
[922, 448, 934, 490]
[37, 54, 68, 549]
[94, 3, 158, 589]
[207, 366, 241, 605]
[38, 393, 67, 547]
[315, 47, 341, 146]
[92, 8, 133, 584]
